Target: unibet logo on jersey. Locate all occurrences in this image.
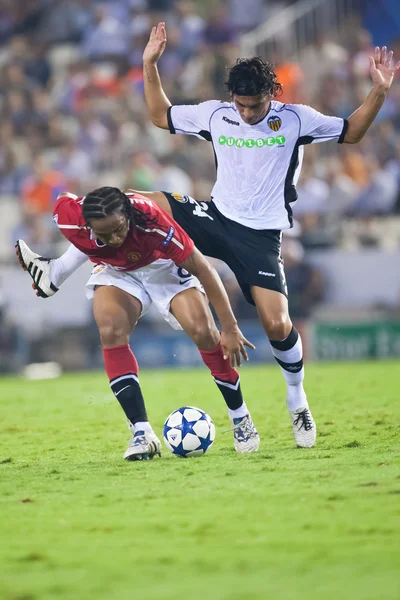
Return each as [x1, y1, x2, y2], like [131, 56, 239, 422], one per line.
[218, 135, 286, 148]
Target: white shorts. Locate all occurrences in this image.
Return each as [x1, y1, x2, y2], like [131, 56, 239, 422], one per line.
[85, 259, 204, 330]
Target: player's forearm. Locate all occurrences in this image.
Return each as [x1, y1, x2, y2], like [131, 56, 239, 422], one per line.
[143, 61, 171, 129]
[198, 267, 239, 331]
[180, 252, 238, 331]
[345, 84, 388, 143]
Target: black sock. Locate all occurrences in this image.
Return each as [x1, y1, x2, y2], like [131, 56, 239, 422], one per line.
[110, 374, 148, 424]
[213, 374, 244, 410]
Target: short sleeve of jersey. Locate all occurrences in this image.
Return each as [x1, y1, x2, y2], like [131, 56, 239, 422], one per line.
[294, 104, 348, 144]
[130, 195, 195, 263]
[52, 193, 83, 244]
[167, 100, 222, 141]
[151, 210, 195, 263]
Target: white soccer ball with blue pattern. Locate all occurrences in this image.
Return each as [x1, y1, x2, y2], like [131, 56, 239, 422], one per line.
[163, 406, 215, 457]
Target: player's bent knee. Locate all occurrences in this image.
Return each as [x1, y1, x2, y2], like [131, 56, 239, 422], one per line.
[97, 317, 130, 347]
[265, 317, 292, 342]
[186, 321, 219, 350]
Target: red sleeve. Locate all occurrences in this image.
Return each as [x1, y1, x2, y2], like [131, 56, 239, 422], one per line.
[159, 218, 195, 263]
[52, 193, 85, 244]
[131, 194, 195, 263]
[152, 211, 194, 262]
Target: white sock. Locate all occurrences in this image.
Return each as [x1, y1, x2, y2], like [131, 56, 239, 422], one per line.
[50, 244, 88, 288]
[270, 331, 307, 411]
[228, 401, 249, 421]
[134, 421, 153, 433]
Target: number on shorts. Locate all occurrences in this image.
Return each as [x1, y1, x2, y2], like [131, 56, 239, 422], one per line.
[177, 267, 192, 280]
[192, 201, 213, 220]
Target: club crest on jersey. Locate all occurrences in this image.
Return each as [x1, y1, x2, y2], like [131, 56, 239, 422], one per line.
[171, 193, 189, 203]
[267, 116, 282, 131]
[92, 264, 105, 275]
[127, 251, 141, 262]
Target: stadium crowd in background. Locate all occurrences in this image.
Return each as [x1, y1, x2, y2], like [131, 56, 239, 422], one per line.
[0, 0, 400, 316]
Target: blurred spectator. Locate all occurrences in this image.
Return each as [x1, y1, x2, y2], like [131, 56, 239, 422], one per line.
[52, 138, 92, 186]
[39, 0, 93, 44]
[155, 155, 193, 195]
[124, 151, 158, 190]
[273, 50, 306, 104]
[281, 236, 324, 320]
[204, 5, 236, 48]
[174, 1, 205, 60]
[0, 283, 27, 373]
[229, 0, 266, 35]
[82, 6, 130, 60]
[352, 157, 398, 216]
[294, 162, 330, 221]
[0, 145, 25, 195]
[22, 155, 68, 214]
[301, 34, 348, 99]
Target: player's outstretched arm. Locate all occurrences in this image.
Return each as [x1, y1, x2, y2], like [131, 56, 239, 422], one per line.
[178, 248, 255, 368]
[345, 46, 400, 144]
[143, 22, 171, 130]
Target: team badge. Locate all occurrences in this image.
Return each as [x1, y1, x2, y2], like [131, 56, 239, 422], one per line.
[171, 193, 189, 203]
[267, 116, 282, 132]
[127, 251, 141, 262]
[92, 264, 105, 275]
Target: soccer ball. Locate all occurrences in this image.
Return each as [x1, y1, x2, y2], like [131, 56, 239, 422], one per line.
[163, 406, 215, 458]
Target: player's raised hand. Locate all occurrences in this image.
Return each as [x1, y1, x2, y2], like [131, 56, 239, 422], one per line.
[143, 22, 167, 65]
[369, 46, 400, 91]
[221, 327, 255, 368]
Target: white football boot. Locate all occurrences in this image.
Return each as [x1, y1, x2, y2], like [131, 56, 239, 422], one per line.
[15, 240, 58, 298]
[231, 414, 260, 453]
[124, 424, 162, 461]
[289, 404, 316, 448]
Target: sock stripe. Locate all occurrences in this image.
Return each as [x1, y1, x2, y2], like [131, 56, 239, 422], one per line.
[213, 375, 240, 391]
[269, 326, 298, 351]
[274, 357, 303, 373]
[110, 373, 139, 386]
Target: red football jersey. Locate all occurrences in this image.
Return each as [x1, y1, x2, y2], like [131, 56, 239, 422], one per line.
[52, 192, 195, 271]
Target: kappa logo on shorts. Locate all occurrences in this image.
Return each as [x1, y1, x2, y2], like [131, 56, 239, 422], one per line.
[267, 116, 282, 131]
[127, 251, 141, 262]
[171, 193, 189, 203]
[258, 271, 276, 277]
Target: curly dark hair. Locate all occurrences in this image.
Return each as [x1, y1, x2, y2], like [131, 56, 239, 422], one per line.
[226, 57, 283, 98]
[82, 186, 156, 229]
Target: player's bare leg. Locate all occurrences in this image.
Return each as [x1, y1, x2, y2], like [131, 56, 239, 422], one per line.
[93, 285, 161, 460]
[251, 286, 316, 447]
[170, 288, 260, 453]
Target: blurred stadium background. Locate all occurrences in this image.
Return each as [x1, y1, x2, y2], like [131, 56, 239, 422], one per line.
[0, 0, 399, 374]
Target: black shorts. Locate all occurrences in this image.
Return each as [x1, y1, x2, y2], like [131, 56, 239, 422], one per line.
[163, 192, 288, 305]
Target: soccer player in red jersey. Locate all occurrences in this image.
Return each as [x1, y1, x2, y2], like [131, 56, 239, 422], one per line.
[16, 187, 259, 460]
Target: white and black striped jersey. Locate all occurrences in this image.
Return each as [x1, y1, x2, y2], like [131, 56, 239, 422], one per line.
[167, 100, 347, 230]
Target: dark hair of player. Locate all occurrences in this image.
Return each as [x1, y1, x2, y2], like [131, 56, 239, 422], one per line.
[226, 57, 283, 98]
[82, 187, 156, 229]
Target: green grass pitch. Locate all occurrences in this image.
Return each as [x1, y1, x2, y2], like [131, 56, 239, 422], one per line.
[0, 361, 399, 600]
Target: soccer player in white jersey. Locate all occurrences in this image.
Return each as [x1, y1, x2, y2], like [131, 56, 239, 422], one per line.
[140, 23, 400, 448]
